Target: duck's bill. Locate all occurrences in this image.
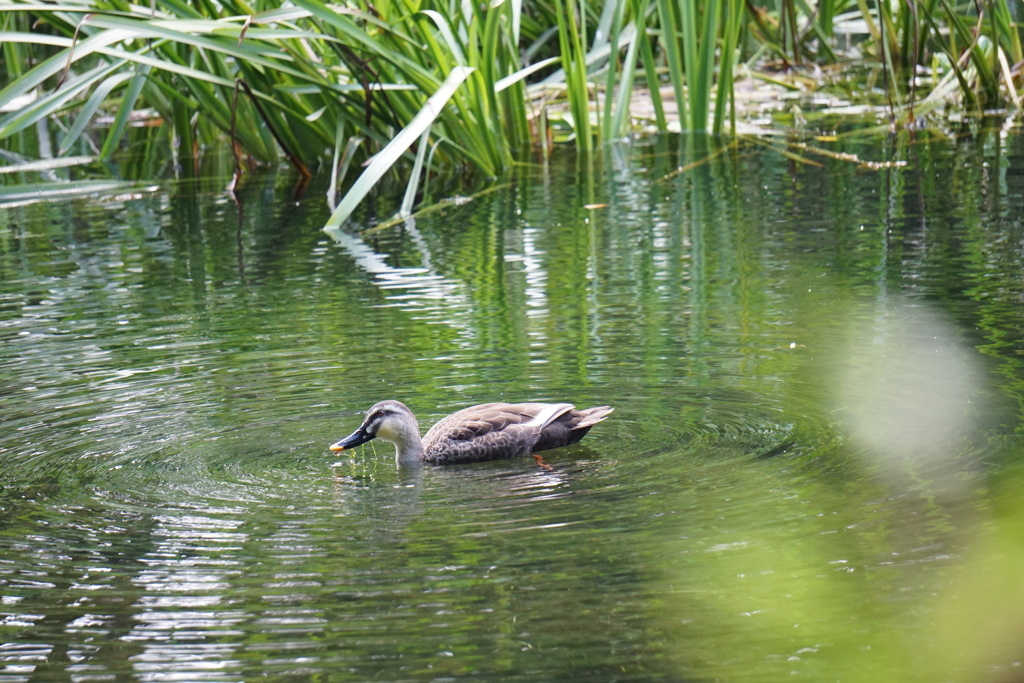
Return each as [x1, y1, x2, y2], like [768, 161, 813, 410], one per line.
[328, 426, 374, 452]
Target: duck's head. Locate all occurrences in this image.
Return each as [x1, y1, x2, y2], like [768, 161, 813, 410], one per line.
[329, 400, 417, 452]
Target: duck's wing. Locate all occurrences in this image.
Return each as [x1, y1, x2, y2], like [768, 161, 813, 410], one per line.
[421, 403, 573, 464]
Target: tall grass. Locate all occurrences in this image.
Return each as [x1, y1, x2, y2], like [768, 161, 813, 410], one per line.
[1, 0, 1021, 226]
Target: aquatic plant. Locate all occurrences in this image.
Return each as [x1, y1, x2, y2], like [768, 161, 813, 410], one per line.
[0, 0, 1021, 225]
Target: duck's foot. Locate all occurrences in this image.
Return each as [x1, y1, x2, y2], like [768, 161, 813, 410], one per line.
[532, 454, 554, 471]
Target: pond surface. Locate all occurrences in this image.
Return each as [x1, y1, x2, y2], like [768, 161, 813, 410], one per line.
[2, 134, 1024, 681]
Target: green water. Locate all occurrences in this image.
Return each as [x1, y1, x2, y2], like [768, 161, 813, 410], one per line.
[2, 135, 1024, 681]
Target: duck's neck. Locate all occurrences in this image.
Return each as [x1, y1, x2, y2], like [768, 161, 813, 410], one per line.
[384, 419, 424, 465]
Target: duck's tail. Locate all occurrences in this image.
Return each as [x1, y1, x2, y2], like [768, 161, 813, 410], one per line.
[535, 404, 613, 452]
[574, 405, 614, 429]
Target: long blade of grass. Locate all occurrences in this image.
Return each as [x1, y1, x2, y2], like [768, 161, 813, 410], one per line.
[636, 16, 667, 131]
[601, 0, 626, 139]
[288, 0, 438, 89]
[678, 0, 699, 131]
[0, 30, 133, 111]
[98, 61, 149, 160]
[654, 0, 688, 130]
[940, 0, 997, 103]
[853, 0, 883, 45]
[608, 22, 640, 139]
[0, 156, 94, 174]
[991, 0, 1023, 65]
[327, 120, 346, 210]
[81, 15, 351, 90]
[496, 56, 559, 92]
[323, 66, 474, 230]
[553, 0, 593, 150]
[0, 62, 120, 139]
[59, 71, 134, 154]
[510, 0, 522, 45]
[400, 126, 432, 218]
[715, 0, 744, 135]
[328, 137, 364, 209]
[996, 46, 1021, 109]
[422, 10, 469, 65]
[0, 179, 145, 207]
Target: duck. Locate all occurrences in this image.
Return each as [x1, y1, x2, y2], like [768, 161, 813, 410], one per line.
[329, 400, 613, 466]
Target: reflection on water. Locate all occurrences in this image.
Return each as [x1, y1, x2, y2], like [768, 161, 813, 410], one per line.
[2, 134, 1024, 679]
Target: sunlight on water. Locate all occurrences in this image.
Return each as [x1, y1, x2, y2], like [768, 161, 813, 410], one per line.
[2, 135, 1024, 679]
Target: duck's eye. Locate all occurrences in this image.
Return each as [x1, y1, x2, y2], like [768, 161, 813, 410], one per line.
[376, 410, 385, 418]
